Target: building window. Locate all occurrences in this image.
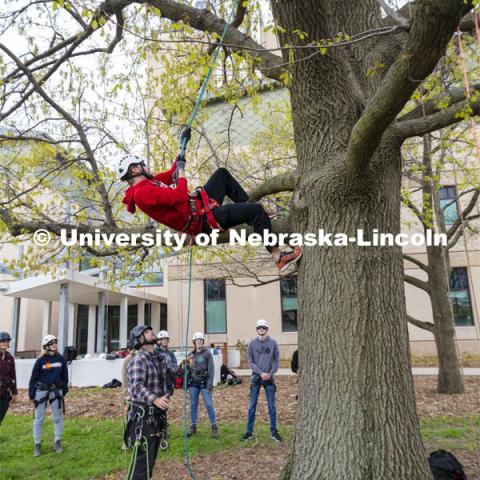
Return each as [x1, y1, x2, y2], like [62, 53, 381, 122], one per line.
[144, 303, 152, 327]
[127, 305, 138, 335]
[439, 186, 459, 226]
[449, 267, 474, 326]
[204, 279, 227, 334]
[160, 303, 168, 331]
[76, 305, 90, 355]
[280, 275, 298, 332]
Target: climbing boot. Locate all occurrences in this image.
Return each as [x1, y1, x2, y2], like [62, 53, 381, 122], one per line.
[187, 424, 196, 437]
[34, 444, 41, 457]
[53, 440, 64, 453]
[211, 424, 218, 439]
[276, 246, 303, 273]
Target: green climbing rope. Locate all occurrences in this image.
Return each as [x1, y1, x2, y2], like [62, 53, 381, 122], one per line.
[179, 1, 241, 478]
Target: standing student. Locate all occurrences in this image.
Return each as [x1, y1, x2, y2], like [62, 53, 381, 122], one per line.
[243, 319, 281, 442]
[126, 325, 170, 479]
[0, 331, 17, 425]
[155, 330, 178, 396]
[29, 334, 69, 456]
[187, 332, 218, 439]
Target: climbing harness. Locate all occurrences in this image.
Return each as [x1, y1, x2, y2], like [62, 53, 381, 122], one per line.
[33, 382, 65, 415]
[182, 188, 224, 235]
[125, 401, 168, 480]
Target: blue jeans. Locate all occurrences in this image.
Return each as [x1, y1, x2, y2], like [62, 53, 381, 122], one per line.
[246, 379, 277, 434]
[189, 386, 217, 425]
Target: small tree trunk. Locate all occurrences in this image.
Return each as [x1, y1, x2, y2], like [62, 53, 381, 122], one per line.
[427, 246, 465, 394]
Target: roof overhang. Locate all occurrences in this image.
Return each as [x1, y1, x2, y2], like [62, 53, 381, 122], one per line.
[2, 269, 166, 305]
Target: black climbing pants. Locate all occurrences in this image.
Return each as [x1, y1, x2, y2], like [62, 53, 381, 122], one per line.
[202, 168, 275, 252]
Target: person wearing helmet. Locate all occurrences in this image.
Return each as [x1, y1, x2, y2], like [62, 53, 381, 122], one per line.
[125, 325, 171, 478]
[187, 331, 218, 439]
[154, 330, 178, 396]
[28, 334, 69, 456]
[242, 319, 282, 443]
[0, 332, 17, 425]
[154, 330, 177, 366]
[117, 128, 302, 273]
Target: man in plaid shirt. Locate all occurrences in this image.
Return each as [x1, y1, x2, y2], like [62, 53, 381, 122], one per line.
[126, 325, 170, 480]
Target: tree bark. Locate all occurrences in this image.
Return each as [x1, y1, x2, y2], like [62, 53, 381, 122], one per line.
[427, 245, 465, 394]
[270, 1, 432, 478]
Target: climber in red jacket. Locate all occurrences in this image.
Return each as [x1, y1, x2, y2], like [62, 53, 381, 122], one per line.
[117, 129, 302, 272]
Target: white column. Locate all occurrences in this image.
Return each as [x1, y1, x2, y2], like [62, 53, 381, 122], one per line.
[10, 298, 21, 357]
[151, 302, 161, 333]
[137, 300, 145, 326]
[87, 305, 96, 355]
[67, 303, 75, 346]
[97, 292, 106, 353]
[41, 301, 52, 348]
[119, 296, 128, 348]
[58, 283, 69, 353]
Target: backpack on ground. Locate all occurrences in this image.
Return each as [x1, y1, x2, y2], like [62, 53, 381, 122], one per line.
[102, 378, 122, 388]
[428, 450, 468, 480]
[220, 364, 242, 385]
[63, 346, 77, 364]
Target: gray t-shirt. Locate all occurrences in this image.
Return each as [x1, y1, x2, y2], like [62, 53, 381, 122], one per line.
[247, 336, 279, 379]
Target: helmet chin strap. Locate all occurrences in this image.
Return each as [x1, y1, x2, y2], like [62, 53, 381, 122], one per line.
[123, 162, 153, 181]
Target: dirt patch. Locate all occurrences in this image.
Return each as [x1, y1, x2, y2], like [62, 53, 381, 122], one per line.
[414, 376, 480, 417]
[10, 376, 480, 422]
[10, 376, 480, 480]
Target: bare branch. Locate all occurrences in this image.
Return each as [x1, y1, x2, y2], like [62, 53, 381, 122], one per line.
[0, 42, 117, 227]
[403, 254, 429, 273]
[404, 273, 431, 294]
[407, 314, 434, 332]
[447, 189, 480, 239]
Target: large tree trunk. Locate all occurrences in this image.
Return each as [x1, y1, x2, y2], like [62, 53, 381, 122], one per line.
[427, 245, 465, 393]
[271, 1, 433, 478]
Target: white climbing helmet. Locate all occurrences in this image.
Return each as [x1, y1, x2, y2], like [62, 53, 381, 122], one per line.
[42, 334, 57, 348]
[115, 153, 146, 181]
[157, 330, 170, 339]
[256, 319, 269, 329]
[192, 331, 205, 342]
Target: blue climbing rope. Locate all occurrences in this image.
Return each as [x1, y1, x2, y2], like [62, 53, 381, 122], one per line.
[181, 2, 240, 477]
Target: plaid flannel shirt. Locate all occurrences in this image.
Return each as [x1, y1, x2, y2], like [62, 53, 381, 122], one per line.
[127, 349, 165, 405]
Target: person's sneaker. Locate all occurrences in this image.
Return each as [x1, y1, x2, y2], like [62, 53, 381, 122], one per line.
[34, 444, 41, 457]
[187, 424, 196, 437]
[242, 432, 254, 441]
[271, 431, 283, 443]
[276, 247, 303, 273]
[211, 424, 218, 439]
[53, 440, 64, 453]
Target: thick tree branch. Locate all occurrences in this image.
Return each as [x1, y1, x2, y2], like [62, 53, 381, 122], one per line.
[396, 95, 480, 139]
[404, 273, 431, 294]
[407, 314, 434, 332]
[346, 0, 472, 175]
[399, 84, 480, 121]
[248, 171, 298, 202]
[146, 0, 283, 80]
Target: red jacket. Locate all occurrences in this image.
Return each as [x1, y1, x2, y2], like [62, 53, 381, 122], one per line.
[122, 161, 192, 232]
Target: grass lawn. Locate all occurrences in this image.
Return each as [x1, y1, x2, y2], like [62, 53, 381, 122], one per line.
[0, 416, 293, 480]
[0, 415, 478, 479]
